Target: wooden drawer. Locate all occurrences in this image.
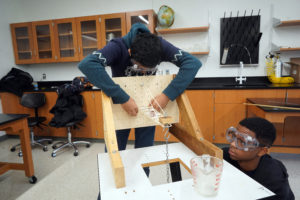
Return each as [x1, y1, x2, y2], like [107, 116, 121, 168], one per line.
[215, 89, 286, 104]
[287, 89, 300, 98]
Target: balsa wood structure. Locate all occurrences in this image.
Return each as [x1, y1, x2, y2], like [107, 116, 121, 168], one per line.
[101, 75, 222, 188]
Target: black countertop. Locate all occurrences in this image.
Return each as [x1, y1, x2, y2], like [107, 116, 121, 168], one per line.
[188, 77, 300, 90]
[0, 114, 29, 126]
[3, 77, 300, 93]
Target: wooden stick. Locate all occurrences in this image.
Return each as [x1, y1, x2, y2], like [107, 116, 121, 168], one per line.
[244, 103, 300, 111]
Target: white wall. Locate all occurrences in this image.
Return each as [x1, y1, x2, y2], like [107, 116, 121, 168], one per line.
[0, 0, 300, 81]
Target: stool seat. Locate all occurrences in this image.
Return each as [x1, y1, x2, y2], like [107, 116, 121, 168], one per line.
[10, 93, 52, 157]
[27, 117, 47, 127]
[65, 120, 82, 127]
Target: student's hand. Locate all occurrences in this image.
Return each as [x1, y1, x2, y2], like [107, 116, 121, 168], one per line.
[121, 97, 138, 116]
[149, 93, 170, 112]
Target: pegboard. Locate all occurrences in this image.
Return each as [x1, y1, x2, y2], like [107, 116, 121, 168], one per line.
[220, 15, 261, 65]
[111, 75, 179, 130]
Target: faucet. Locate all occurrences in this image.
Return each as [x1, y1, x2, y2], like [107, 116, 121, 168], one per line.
[236, 61, 247, 85]
[222, 43, 252, 85]
[231, 44, 252, 85]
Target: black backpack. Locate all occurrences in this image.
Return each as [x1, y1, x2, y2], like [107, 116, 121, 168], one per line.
[0, 67, 34, 96]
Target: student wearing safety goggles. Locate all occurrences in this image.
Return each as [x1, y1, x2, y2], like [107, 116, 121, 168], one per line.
[223, 117, 294, 200]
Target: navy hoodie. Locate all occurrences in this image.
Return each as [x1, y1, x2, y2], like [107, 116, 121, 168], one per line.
[78, 23, 202, 104]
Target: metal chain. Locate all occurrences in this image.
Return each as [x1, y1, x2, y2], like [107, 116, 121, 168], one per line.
[164, 126, 171, 183]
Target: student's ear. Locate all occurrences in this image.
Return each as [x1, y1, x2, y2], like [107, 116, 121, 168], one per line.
[257, 147, 269, 157]
[128, 49, 131, 55]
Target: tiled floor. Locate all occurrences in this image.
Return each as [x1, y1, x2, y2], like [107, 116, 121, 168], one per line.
[0, 137, 299, 200]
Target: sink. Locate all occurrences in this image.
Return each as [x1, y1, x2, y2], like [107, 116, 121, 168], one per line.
[222, 83, 267, 88]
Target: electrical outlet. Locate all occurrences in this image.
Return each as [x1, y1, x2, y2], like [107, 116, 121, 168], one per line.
[42, 73, 46, 80]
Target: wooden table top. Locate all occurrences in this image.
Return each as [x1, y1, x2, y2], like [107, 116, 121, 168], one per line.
[247, 98, 300, 112]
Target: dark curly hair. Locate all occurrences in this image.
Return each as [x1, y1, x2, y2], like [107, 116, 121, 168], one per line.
[130, 32, 162, 68]
[239, 117, 276, 147]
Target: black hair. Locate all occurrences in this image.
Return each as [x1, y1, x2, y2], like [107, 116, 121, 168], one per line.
[130, 32, 162, 68]
[239, 117, 276, 147]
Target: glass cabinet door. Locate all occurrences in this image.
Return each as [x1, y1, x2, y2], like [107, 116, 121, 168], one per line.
[10, 23, 35, 64]
[126, 10, 156, 33]
[76, 16, 101, 60]
[32, 21, 55, 63]
[100, 13, 126, 48]
[54, 19, 79, 62]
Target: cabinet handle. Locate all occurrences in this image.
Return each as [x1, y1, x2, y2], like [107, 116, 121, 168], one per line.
[78, 47, 81, 53]
[99, 17, 101, 23]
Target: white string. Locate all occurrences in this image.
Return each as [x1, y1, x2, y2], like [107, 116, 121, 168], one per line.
[138, 78, 172, 183]
[144, 86, 167, 117]
[138, 78, 172, 128]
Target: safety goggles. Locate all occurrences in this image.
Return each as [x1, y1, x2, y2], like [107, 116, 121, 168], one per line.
[226, 127, 264, 151]
[125, 65, 157, 76]
[125, 59, 158, 76]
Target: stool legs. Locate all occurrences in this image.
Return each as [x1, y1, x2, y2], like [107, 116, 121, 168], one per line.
[10, 127, 52, 157]
[51, 127, 91, 157]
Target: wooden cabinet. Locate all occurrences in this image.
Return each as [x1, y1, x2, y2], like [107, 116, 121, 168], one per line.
[214, 89, 286, 143]
[10, 10, 156, 64]
[0, 91, 102, 139]
[11, 19, 80, 64]
[53, 18, 79, 62]
[76, 16, 102, 60]
[286, 89, 300, 98]
[0, 92, 24, 114]
[71, 91, 99, 138]
[186, 90, 214, 142]
[100, 13, 126, 47]
[10, 23, 35, 64]
[126, 9, 156, 33]
[32, 20, 56, 63]
[44, 91, 103, 138]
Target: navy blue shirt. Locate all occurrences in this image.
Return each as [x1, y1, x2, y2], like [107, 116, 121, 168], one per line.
[78, 23, 202, 104]
[223, 147, 295, 200]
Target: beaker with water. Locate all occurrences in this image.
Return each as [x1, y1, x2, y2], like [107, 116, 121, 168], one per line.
[190, 154, 223, 196]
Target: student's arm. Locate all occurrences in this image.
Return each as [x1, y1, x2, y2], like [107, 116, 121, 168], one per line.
[160, 38, 202, 101]
[78, 41, 129, 104]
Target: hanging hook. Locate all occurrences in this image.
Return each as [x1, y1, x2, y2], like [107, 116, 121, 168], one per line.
[258, 9, 261, 16]
[237, 10, 239, 18]
[163, 126, 171, 141]
[244, 10, 246, 18]
[251, 9, 253, 16]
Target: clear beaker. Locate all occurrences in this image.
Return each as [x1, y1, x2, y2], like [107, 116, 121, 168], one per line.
[190, 154, 223, 196]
